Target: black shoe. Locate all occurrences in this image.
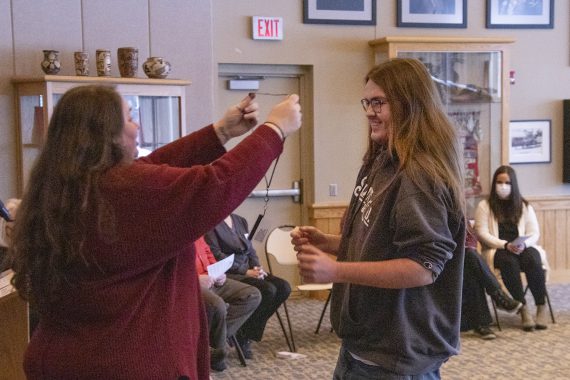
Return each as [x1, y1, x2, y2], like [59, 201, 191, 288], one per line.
[210, 348, 227, 372]
[474, 326, 497, 340]
[236, 336, 253, 359]
[491, 289, 523, 314]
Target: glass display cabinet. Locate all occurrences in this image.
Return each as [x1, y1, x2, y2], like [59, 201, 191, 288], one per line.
[12, 75, 191, 196]
[368, 36, 515, 216]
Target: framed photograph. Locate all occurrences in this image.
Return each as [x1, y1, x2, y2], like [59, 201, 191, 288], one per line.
[486, 0, 553, 29]
[509, 120, 551, 164]
[303, 0, 376, 25]
[397, 0, 466, 28]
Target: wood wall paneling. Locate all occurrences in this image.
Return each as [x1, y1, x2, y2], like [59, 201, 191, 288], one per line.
[529, 197, 570, 283]
[310, 196, 570, 283]
[0, 293, 28, 380]
[309, 203, 347, 234]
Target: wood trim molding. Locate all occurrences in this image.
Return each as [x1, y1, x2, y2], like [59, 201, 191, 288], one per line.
[309, 196, 570, 283]
[369, 36, 516, 47]
[309, 203, 348, 235]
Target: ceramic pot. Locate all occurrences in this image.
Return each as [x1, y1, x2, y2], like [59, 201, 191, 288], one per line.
[142, 57, 171, 79]
[41, 50, 61, 75]
[73, 51, 89, 76]
[96, 49, 112, 77]
[117, 47, 138, 78]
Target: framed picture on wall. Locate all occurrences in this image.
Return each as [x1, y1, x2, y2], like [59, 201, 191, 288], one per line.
[397, 0, 466, 28]
[509, 120, 551, 164]
[486, 0, 554, 29]
[303, 0, 376, 25]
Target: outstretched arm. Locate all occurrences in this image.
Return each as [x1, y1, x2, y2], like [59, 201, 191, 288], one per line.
[291, 226, 341, 256]
[213, 93, 259, 145]
[297, 244, 433, 288]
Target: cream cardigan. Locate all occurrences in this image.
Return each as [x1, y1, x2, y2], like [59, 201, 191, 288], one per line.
[474, 199, 549, 274]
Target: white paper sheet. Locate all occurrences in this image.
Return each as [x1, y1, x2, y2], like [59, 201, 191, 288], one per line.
[207, 254, 234, 279]
[511, 235, 530, 247]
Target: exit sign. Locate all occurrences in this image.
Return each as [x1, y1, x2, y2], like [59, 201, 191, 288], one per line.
[252, 16, 283, 40]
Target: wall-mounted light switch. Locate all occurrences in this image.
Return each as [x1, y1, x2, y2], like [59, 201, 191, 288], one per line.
[329, 184, 338, 197]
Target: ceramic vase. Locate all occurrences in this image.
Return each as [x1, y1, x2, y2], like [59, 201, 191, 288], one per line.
[142, 57, 171, 79]
[117, 47, 138, 78]
[41, 50, 61, 75]
[73, 51, 89, 76]
[96, 49, 112, 77]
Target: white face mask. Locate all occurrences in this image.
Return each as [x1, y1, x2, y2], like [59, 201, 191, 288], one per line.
[496, 184, 512, 199]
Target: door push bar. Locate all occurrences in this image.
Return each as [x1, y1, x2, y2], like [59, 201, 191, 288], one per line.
[248, 180, 302, 204]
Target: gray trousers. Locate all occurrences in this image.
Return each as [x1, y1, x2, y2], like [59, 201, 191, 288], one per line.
[202, 278, 261, 350]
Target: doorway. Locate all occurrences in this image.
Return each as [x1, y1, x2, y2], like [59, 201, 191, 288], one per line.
[217, 63, 314, 288]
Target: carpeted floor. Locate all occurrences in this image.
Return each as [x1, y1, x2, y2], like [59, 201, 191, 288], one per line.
[211, 284, 570, 380]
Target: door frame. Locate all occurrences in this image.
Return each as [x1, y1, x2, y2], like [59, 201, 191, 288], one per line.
[217, 63, 314, 225]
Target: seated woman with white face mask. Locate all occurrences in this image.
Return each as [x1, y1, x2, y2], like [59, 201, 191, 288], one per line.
[474, 165, 549, 332]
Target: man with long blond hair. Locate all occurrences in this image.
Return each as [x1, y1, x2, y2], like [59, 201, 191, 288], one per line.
[292, 58, 465, 379]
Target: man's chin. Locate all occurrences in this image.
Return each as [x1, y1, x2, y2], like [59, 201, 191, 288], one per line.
[370, 131, 387, 144]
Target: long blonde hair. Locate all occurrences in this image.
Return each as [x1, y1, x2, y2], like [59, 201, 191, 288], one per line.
[363, 58, 465, 214]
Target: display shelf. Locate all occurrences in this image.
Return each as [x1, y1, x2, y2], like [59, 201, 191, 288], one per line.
[12, 75, 191, 195]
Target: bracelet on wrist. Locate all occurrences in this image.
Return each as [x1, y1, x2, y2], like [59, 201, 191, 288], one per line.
[265, 121, 286, 141]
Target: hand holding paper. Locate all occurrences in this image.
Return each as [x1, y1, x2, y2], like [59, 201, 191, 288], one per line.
[213, 273, 226, 287]
[207, 254, 234, 280]
[511, 235, 530, 248]
[506, 235, 530, 254]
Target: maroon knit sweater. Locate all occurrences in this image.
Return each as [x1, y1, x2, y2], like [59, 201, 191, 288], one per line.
[23, 125, 283, 379]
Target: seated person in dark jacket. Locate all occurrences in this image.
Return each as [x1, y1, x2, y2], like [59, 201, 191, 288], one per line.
[205, 213, 291, 358]
[462, 227, 522, 339]
[194, 236, 261, 372]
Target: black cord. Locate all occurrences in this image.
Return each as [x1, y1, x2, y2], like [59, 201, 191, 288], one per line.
[248, 154, 282, 241]
[247, 89, 289, 240]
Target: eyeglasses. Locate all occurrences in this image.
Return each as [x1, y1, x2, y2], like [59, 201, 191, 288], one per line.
[360, 98, 388, 113]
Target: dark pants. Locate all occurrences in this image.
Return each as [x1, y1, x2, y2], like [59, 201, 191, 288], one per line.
[461, 248, 500, 331]
[231, 273, 291, 341]
[333, 345, 441, 380]
[494, 247, 546, 305]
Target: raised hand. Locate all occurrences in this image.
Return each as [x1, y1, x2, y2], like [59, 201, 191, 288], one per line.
[265, 94, 302, 139]
[213, 93, 259, 144]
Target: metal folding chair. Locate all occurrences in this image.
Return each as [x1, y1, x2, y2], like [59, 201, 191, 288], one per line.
[265, 225, 334, 351]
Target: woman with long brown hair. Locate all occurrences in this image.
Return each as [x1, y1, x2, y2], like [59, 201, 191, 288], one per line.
[475, 165, 549, 331]
[9, 84, 301, 379]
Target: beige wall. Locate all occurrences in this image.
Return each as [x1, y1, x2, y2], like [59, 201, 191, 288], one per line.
[0, 0, 214, 200]
[1, 1, 570, 204]
[213, 1, 374, 204]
